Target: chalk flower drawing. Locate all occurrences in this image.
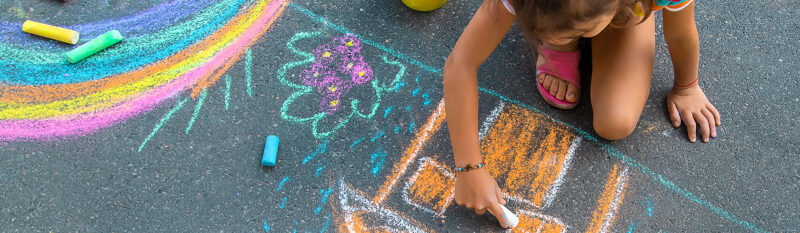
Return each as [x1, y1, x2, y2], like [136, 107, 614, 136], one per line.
[279, 32, 405, 139]
[300, 34, 373, 114]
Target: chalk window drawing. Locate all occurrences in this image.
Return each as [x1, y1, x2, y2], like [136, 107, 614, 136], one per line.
[279, 32, 405, 139]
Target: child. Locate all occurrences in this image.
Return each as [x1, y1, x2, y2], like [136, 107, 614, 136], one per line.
[442, 0, 721, 227]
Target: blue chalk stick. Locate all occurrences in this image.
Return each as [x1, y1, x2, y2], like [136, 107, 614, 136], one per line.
[262, 135, 279, 166]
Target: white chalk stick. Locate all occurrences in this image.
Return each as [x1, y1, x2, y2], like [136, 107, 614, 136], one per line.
[488, 204, 519, 228]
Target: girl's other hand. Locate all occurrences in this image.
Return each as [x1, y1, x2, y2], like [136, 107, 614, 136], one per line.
[667, 84, 721, 142]
[454, 168, 509, 227]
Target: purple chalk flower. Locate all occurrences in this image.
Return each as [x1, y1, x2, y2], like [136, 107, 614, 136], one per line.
[313, 44, 337, 66]
[296, 34, 373, 115]
[349, 62, 373, 85]
[300, 63, 335, 86]
[334, 34, 362, 54]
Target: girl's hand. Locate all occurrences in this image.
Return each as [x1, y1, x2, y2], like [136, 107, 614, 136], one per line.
[454, 168, 509, 227]
[667, 84, 721, 142]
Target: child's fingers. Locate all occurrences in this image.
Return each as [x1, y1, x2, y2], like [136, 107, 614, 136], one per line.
[495, 185, 506, 205]
[487, 203, 508, 228]
[694, 112, 710, 142]
[668, 101, 681, 127]
[682, 112, 697, 142]
[702, 108, 716, 138]
[475, 207, 487, 215]
[707, 103, 721, 125]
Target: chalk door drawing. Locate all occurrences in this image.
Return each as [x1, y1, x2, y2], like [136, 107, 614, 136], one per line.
[0, 0, 287, 143]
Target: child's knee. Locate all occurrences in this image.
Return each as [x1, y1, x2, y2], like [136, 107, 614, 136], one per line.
[593, 112, 638, 140]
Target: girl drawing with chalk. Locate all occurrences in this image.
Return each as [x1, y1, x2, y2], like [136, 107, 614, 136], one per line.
[443, 0, 721, 227]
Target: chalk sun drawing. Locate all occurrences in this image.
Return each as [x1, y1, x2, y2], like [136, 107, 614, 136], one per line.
[0, 0, 287, 141]
[279, 32, 405, 139]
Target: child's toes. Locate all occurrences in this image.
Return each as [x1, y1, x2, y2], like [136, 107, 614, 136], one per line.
[565, 83, 578, 103]
[542, 75, 553, 91]
[556, 80, 567, 100]
[549, 79, 560, 96]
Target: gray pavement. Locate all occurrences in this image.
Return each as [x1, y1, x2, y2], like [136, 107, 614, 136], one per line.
[0, 0, 798, 232]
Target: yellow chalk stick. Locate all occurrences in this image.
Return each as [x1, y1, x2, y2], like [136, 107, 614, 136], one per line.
[21, 20, 80, 45]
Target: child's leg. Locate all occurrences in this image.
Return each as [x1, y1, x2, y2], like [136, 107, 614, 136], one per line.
[589, 16, 656, 140]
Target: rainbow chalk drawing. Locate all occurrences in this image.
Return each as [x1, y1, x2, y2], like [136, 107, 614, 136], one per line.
[0, 0, 288, 142]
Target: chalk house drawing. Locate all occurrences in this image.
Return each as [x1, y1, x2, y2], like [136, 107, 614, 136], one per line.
[279, 32, 405, 139]
[335, 101, 632, 233]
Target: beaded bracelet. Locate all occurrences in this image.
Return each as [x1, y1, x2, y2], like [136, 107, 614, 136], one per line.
[455, 162, 485, 173]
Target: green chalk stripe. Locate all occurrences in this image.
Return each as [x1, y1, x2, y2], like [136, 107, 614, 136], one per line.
[66, 30, 124, 63]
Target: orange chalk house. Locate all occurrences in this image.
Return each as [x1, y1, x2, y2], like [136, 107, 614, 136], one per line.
[338, 100, 630, 232]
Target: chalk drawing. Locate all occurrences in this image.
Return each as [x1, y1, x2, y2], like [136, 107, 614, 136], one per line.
[279, 32, 406, 139]
[401, 157, 456, 217]
[224, 74, 232, 110]
[320, 214, 332, 233]
[373, 100, 446, 203]
[479, 102, 506, 140]
[315, 165, 325, 177]
[586, 165, 630, 233]
[335, 97, 586, 232]
[349, 137, 365, 150]
[138, 97, 189, 152]
[246, 49, 254, 98]
[0, 0, 288, 142]
[287, 5, 762, 231]
[302, 140, 328, 165]
[384, 106, 393, 118]
[541, 137, 582, 209]
[280, 196, 287, 209]
[336, 181, 427, 232]
[371, 148, 388, 177]
[315, 187, 334, 215]
[186, 88, 209, 134]
[263, 219, 270, 232]
[277, 176, 289, 191]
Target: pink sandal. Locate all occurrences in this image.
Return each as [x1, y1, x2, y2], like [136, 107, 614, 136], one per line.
[536, 43, 581, 109]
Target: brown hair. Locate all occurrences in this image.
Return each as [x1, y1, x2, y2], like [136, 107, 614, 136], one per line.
[499, 0, 652, 38]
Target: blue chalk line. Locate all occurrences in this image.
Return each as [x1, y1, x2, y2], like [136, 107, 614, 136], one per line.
[320, 214, 332, 233]
[185, 88, 208, 134]
[138, 97, 189, 152]
[314, 188, 333, 215]
[277, 177, 289, 191]
[302, 140, 328, 165]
